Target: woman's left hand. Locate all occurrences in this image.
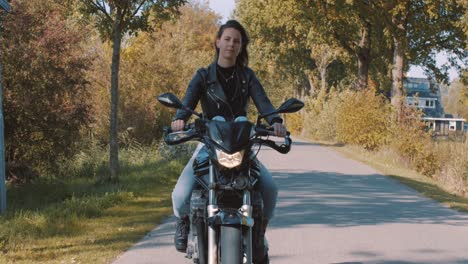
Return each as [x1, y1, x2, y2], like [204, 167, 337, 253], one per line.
[272, 122, 287, 137]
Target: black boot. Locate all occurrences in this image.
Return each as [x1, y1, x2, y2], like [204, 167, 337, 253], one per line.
[174, 216, 190, 252]
[254, 219, 270, 264]
[260, 219, 270, 263]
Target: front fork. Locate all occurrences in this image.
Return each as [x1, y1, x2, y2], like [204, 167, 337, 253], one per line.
[207, 163, 253, 264]
[207, 163, 218, 264]
[241, 190, 253, 264]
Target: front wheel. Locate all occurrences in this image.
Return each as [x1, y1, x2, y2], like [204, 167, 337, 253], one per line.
[220, 225, 242, 264]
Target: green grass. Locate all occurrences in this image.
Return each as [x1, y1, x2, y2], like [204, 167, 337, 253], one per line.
[330, 143, 468, 213]
[0, 147, 188, 264]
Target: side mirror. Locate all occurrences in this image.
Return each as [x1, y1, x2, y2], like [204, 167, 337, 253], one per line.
[276, 98, 304, 114]
[157, 93, 184, 109]
[259, 98, 304, 120]
[157, 92, 202, 118]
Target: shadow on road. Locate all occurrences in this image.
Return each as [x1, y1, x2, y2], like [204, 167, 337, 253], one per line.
[270, 170, 468, 229]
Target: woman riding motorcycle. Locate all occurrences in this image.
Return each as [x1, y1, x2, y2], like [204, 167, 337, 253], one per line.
[170, 19, 287, 254]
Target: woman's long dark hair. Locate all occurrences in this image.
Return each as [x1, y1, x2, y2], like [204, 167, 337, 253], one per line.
[214, 20, 250, 68]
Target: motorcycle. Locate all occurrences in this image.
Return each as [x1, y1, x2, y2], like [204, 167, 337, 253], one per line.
[158, 93, 304, 264]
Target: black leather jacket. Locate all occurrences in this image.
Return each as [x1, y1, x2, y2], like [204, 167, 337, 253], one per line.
[174, 62, 282, 125]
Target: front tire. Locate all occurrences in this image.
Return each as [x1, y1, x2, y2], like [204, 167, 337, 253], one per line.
[220, 225, 242, 264]
[195, 218, 207, 264]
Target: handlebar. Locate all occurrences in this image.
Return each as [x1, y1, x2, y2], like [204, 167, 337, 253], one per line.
[164, 121, 292, 154]
[253, 135, 292, 154]
[254, 124, 290, 137]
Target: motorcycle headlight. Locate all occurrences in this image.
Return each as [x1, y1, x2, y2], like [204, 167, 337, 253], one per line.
[216, 149, 244, 168]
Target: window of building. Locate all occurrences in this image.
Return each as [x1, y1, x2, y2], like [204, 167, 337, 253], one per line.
[423, 100, 435, 108]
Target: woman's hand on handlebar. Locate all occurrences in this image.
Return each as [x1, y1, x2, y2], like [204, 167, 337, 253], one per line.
[272, 122, 287, 137]
[171, 120, 185, 132]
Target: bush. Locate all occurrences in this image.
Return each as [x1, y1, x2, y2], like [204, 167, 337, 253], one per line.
[301, 87, 466, 197]
[285, 112, 304, 135]
[303, 89, 343, 141]
[2, 0, 93, 180]
[336, 89, 391, 150]
[433, 139, 468, 196]
[389, 105, 440, 177]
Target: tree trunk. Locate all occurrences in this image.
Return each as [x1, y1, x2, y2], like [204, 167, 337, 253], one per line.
[357, 23, 371, 90]
[390, 10, 409, 120]
[391, 37, 404, 103]
[108, 11, 123, 182]
[391, 36, 405, 119]
[307, 72, 318, 97]
[320, 67, 327, 93]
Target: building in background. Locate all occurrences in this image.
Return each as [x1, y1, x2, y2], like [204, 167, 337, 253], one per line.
[404, 77, 465, 137]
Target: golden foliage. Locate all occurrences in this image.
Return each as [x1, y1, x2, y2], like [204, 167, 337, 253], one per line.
[88, 3, 219, 144]
[389, 105, 440, 177]
[335, 89, 391, 150]
[303, 89, 342, 141]
[433, 139, 468, 196]
[285, 112, 303, 135]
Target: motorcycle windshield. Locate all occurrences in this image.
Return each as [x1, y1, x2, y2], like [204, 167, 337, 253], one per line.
[206, 120, 253, 154]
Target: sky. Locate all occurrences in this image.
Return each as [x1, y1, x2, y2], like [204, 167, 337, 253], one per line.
[208, 0, 236, 23]
[207, 0, 459, 81]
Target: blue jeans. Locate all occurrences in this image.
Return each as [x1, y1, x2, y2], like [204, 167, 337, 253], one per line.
[172, 143, 278, 220]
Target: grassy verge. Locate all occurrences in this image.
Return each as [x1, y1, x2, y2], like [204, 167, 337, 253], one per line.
[329, 143, 468, 213]
[0, 148, 188, 264]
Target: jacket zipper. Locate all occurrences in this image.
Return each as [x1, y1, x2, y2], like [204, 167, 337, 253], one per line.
[208, 89, 235, 119]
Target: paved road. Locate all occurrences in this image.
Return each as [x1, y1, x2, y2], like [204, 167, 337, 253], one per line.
[112, 139, 468, 264]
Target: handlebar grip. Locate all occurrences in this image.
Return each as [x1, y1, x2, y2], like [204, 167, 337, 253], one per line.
[164, 123, 196, 135]
[255, 126, 290, 138]
[255, 126, 273, 136]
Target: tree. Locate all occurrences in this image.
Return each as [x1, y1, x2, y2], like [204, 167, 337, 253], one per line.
[116, 2, 218, 143]
[442, 76, 468, 119]
[79, 0, 186, 182]
[1, 0, 93, 179]
[369, 1, 466, 109]
[310, 0, 376, 90]
[236, 0, 388, 94]
[235, 0, 315, 102]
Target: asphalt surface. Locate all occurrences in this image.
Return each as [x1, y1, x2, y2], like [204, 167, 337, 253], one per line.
[112, 138, 468, 264]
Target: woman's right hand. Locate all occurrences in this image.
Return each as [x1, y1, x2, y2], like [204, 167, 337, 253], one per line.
[171, 119, 185, 132]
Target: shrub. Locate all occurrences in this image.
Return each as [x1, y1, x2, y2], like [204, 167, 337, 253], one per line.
[336, 89, 391, 150]
[389, 105, 440, 177]
[2, 0, 93, 180]
[285, 112, 304, 135]
[303, 89, 343, 141]
[433, 139, 468, 196]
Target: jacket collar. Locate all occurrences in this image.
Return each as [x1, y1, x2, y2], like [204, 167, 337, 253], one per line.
[207, 62, 228, 103]
[208, 62, 247, 84]
[207, 62, 218, 83]
[207, 62, 248, 104]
